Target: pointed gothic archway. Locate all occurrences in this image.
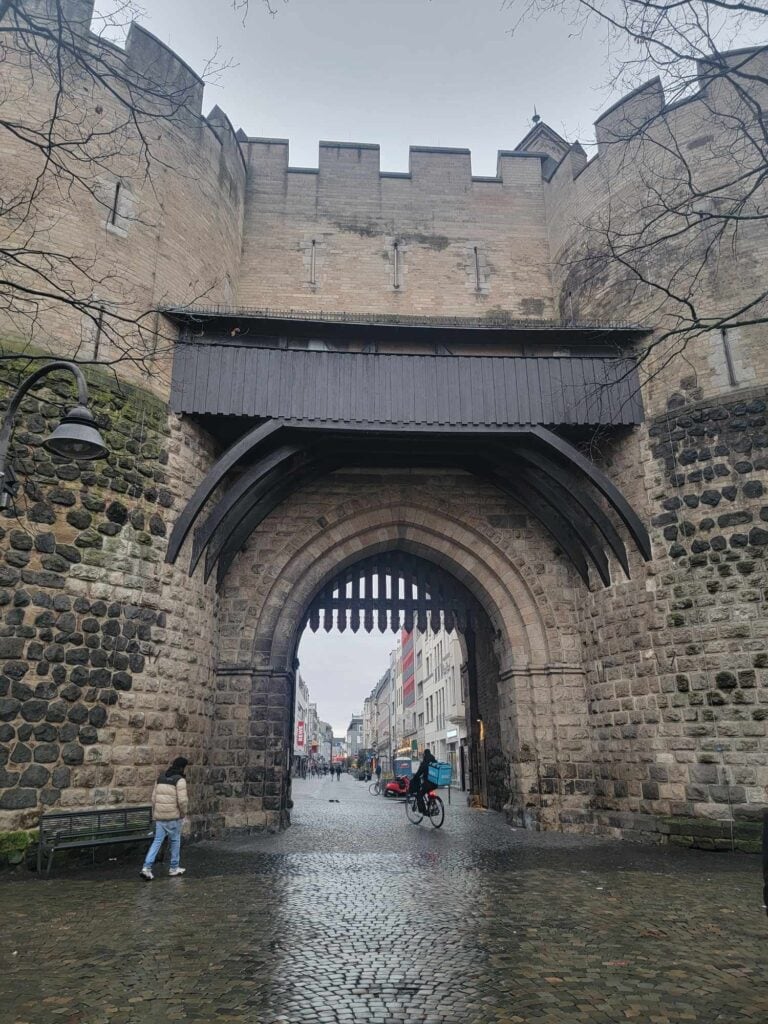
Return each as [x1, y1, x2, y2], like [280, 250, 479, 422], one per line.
[207, 493, 599, 832]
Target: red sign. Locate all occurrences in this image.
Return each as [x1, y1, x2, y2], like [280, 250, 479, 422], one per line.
[296, 721, 305, 747]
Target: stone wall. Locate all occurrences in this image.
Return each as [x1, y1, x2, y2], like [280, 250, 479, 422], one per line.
[543, 47, 768, 418]
[0, 2, 245, 395]
[565, 388, 768, 845]
[213, 469, 595, 830]
[236, 141, 555, 320]
[0, 357, 217, 832]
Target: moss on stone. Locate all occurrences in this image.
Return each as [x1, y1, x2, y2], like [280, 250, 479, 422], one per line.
[0, 827, 38, 864]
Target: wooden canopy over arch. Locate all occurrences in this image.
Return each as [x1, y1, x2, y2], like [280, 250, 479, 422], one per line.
[165, 419, 651, 590]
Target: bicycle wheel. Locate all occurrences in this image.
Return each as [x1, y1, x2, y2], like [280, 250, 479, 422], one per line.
[405, 795, 423, 825]
[427, 794, 444, 828]
[368, 781, 380, 795]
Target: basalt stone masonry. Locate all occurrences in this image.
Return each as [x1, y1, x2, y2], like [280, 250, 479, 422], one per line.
[0, 356, 217, 832]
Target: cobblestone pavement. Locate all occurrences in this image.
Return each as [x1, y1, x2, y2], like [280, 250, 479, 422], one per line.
[1, 773, 767, 1024]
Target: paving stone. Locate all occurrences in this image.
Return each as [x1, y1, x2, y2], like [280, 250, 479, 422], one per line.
[1, 774, 766, 1024]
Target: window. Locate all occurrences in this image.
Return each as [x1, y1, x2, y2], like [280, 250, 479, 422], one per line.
[109, 181, 122, 227]
[92, 303, 105, 360]
[104, 179, 131, 236]
[720, 328, 738, 386]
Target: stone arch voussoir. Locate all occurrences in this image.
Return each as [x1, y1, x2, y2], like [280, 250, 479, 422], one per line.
[226, 499, 564, 673]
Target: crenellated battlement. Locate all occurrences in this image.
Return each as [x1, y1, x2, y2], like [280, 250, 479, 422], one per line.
[240, 137, 546, 190]
[238, 45, 764, 193]
[23, 0, 246, 180]
[15, 4, 768, 204]
[25, 2, 764, 206]
[592, 45, 766, 150]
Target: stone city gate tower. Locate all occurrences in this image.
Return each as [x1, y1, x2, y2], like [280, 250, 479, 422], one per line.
[164, 313, 651, 829]
[0, 3, 766, 848]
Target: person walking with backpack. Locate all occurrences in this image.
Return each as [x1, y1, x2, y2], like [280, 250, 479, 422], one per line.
[140, 756, 189, 881]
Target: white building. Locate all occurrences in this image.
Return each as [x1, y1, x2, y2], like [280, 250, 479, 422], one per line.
[416, 624, 466, 785]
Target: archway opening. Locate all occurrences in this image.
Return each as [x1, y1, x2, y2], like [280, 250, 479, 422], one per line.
[283, 548, 511, 824]
[204, 492, 606, 836]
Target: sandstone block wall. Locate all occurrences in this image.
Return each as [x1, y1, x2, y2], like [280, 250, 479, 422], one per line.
[236, 141, 555, 321]
[214, 469, 597, 830]
[543, 47, 768, 419]
[0, 2, 246, 396]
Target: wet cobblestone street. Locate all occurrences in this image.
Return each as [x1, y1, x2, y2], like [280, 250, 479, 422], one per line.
[1, 773, 767, 1024]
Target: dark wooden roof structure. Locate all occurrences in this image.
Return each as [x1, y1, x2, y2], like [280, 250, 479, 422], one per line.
[171, 343, 643, 427]
[165, 419, 652, 589]
[165, 312, 652, 591]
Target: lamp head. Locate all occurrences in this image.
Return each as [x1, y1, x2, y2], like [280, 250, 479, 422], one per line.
[44, 405, 108, 461]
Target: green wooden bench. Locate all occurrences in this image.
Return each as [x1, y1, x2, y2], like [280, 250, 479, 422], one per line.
[37, 806, 154, 876]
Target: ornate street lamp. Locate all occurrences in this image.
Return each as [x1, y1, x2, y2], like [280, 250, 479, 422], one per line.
[0, 360, 108, 509]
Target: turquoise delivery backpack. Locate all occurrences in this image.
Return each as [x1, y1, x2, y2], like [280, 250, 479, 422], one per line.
[427, 761, 452, 787]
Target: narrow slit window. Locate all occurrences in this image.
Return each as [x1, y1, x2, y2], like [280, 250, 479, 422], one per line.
[393, 241, 400, 290]
[109, 181, 122, 227]
[309, 239, 316, 285]
[93, 305, 104, 359]
[474, 246, 481, 291]
[721, 327, 738, 386]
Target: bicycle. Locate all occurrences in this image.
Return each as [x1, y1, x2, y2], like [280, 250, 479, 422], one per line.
[405, 789, 444, 828]
[368, 779, 381, 796]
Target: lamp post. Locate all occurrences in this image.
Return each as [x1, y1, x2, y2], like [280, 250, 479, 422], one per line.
[0, 360, 108, 508]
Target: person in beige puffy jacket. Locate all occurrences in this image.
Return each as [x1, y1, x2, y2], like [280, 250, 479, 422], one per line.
[140, 757, 189, 881]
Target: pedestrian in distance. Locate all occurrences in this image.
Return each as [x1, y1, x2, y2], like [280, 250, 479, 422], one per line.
[375, 762, 382, 783]
[335, 764, 341, 781]
[140, 756, 189, 881]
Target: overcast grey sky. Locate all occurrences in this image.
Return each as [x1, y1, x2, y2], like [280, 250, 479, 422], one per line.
[297, 629, 395, 736]
[104, 0, 615, 175]
[97, 0, 618, 733]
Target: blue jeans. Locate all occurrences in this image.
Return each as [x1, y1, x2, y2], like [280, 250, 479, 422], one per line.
[143, 819, 182, 870]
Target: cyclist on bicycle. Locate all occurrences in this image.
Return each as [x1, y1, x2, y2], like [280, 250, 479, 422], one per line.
[410, 748, 437, 814]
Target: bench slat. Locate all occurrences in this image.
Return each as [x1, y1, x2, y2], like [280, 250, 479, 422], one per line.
[39, 806, 153, 848]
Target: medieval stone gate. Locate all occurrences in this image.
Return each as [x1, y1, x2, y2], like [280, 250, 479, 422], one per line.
[0, 14, 765, 847]
[164, 311, 651, 833]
